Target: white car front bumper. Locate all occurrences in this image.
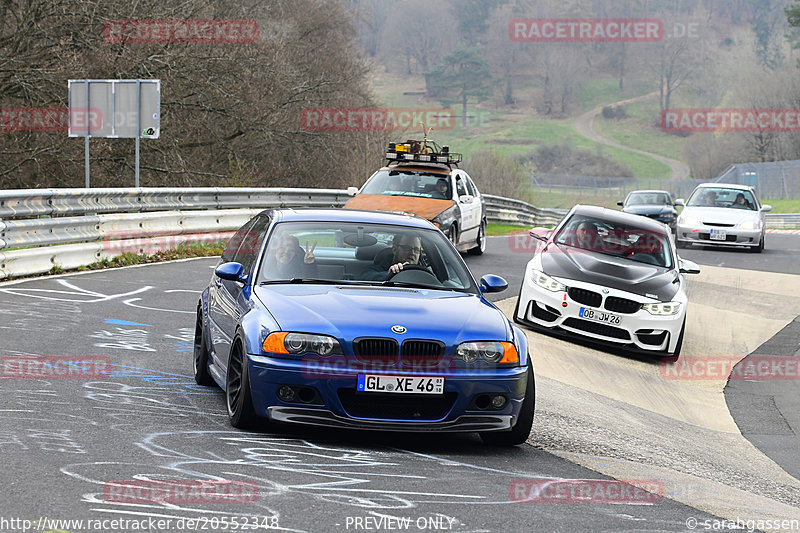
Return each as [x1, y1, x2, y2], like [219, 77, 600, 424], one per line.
[515, 273, 686, 354]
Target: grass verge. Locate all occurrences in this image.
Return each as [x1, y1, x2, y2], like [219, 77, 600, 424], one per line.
[43, 241, 227, 277]
[594, 99, 687, 163]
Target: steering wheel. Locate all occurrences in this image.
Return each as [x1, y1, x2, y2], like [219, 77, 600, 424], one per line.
[387, 264, 441, 285]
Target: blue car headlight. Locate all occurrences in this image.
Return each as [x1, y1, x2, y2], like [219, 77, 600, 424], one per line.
[455, 341, 518, 364]
[263, 332, 343, 357]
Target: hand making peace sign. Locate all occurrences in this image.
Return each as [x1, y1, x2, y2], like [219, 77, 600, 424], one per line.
[304, 242, 317, 264]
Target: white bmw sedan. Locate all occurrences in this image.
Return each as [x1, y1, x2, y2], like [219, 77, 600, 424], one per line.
[676, 183, 771, 253]
[514, 205, 700, 358]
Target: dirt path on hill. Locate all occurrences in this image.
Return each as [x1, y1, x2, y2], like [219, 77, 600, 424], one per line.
[573, 91, 691, 180]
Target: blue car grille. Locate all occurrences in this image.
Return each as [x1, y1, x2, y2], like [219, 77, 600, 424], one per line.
[338, 389, 457, 420]
[401, 340, 445, 367]
[354, 338, 398, 366]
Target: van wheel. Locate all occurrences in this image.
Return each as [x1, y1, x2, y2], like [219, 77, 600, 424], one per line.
[468, 220, 486, 255]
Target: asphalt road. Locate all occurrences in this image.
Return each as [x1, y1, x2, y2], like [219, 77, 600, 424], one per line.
[0, 233, 798, 532]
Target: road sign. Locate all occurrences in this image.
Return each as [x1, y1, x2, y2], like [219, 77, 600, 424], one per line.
[68, 80, 160, 187]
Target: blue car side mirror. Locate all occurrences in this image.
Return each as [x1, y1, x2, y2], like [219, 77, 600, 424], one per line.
[479, 274, 508, 293]
[216, 262, 247, 283]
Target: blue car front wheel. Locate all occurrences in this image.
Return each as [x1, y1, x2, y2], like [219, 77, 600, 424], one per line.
[226, 338, 259, 429]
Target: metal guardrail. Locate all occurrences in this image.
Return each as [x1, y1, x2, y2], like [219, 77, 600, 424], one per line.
[0, 187, 796, 279]
[0, 187, 350, 218]
[482, 194, 567, 226]
[764, 213, 800, 229]
[0, 188, 354, 280]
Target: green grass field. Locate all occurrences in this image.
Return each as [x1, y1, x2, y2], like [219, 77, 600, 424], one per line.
[577, 77, 654, 112]
[371, 73, 800, 213]
[593, 99, 687, 163]
[372, 72, 672, 180]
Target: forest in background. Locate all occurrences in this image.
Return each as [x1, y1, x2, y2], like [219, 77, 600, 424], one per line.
[4, 0, 800, 190]
[0, 0, 388, 189]
[355, 0, 800, 191]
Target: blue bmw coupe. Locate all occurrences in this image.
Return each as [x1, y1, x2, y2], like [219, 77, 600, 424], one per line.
[194, 208, 534, 445]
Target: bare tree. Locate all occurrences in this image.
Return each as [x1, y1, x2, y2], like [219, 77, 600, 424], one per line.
[461, 149, 527, 199]
[378, 0, 455, 75]
[649, 36, 695, 113]
[0, 0, 385, 189]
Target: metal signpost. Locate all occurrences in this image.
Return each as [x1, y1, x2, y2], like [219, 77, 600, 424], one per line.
[68, 79, 160, 187]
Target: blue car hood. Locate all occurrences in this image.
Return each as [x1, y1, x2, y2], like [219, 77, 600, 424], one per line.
[254, 285, 509, 345]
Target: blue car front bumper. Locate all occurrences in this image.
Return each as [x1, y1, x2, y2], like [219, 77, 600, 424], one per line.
[246, 354, 529, 432]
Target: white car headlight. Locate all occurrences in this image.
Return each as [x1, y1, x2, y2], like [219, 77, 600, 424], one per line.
[738, 219, 761, 230]
[529, 269, 566, 292]
[678, 215, 700, 226]
[641, 302, 681, 315]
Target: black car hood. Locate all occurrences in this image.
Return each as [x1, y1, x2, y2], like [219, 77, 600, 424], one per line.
[622, 205, 676, 216]
[541, 242, 680, 301]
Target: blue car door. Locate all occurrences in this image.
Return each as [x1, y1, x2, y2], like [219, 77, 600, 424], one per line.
[209, 215, 271, 370]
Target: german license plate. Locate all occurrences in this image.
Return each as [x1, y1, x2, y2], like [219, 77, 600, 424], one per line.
[357, 374, 444, 395]
[709, 229, 727, 241]
[579, 307, 621, 325]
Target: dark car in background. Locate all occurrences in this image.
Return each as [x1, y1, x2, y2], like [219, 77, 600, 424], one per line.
[617, 190, 682, 234]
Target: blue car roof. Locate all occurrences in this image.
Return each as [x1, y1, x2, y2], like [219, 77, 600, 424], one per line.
[264, 207, 437, 229]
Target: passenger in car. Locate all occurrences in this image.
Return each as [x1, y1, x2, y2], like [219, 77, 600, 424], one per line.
[362, 234, 425, 281]
[265, 235, 317, 279]
[571, 220, 596, 249]
[386, 175, 403, 193]
[432, 178, 450, 199]
[733, 193, 752, 209]
[701, 190, 717, 206]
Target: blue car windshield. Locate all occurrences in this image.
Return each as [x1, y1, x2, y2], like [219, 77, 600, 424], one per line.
[258, 221, 478, 292]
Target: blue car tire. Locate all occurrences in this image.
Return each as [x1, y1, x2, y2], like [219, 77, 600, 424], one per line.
[193, 306, 214, 386]
[226, 336, 260, 429]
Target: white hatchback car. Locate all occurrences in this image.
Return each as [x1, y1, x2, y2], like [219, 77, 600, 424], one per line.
[676, 184, 771, 253]
[514, 205, 700, 358]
